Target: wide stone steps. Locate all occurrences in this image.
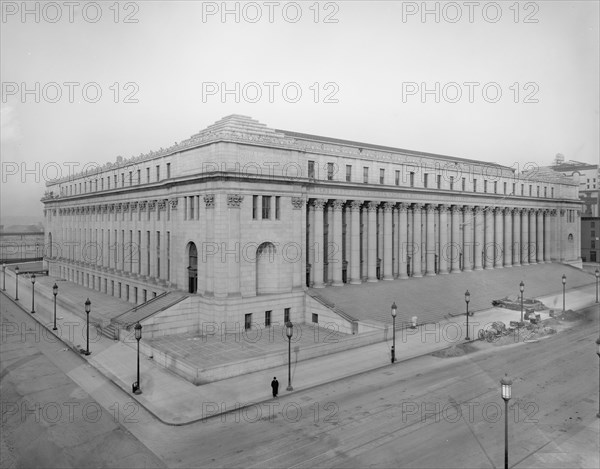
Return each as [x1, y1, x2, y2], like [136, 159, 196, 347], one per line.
[112, 291, 189, 328]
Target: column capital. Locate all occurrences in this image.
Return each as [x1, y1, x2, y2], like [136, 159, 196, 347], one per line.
[412, 203, 423, 211]
[474, 206, 484, 214]
[148, 200, 157, 211]
[397, 202, 408, 213]
[366, 201, 379, 212]
[203, 194, 215, 208]
[157, 199, 166, 211]
[331, 199, 346, 211]
[349, 200, 363, 211]
[439, 204, 449, 213]
[383, 202, 394, 212]
[425, 204, 436, 213]
[559, 209, 566, 216]
[312, 198, 327, 210]
[291, 197, 305, 210]
[138, 201, 147, 211]
[452, 205, 462, 213]
[227, 194, 244, 208]
[168, 198, 177, 210]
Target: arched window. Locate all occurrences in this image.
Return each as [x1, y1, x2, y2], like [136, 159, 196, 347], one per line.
[256, 242, 277, 295]
[186, 242, 198, 293]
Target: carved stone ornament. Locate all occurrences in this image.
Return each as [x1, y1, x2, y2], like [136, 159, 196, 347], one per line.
[332, 199, 345, 211]
[227, 194, 244, 208]
[349, 200, 363, 211]
[158, 200, 166, 211]
[439, 204, 449, 214]
[204, 194, 215, 208]
[139, 201, 147, 211]
[148, 200, 157, 211]
[291, 197, 305, 210]
[312, 199, 326, 210]
[169, 198, 178, 210]
[397, 203, 408, 213]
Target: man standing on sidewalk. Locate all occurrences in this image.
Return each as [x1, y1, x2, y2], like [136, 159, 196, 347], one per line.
[271, 377, 279, 397]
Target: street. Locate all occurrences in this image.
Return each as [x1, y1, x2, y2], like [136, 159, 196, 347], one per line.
[2, 292, 599, 468]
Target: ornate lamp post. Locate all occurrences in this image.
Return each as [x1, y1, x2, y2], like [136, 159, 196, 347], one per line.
[52, 283, 58, 331]
[30, 274, 36, 314]
[133, 323, 142, 395]
[83, 298, 91, 355]
[2, 263, 6, 291]
[391, 302, 397, 363]
[465, 290, 471, 340]
[500, 373, 513, 469]
[562, 274, 567, 312]
[14, 266, 19, 301]
[519, 281, 525, 323]
[596, 337, 600, 418]
[595, 269, 599, 303]
[286, 321, 293, 391]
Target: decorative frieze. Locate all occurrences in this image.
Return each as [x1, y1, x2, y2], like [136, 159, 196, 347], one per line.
[168, 198, 178, 210]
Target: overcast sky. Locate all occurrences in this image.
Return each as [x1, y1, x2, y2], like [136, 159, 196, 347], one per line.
[1, 0, 598, 221]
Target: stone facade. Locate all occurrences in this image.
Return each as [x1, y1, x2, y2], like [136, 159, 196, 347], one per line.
[42, 115, 583, 333]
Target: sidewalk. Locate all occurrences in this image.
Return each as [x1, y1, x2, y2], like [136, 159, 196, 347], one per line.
[2, 264, 598, 426]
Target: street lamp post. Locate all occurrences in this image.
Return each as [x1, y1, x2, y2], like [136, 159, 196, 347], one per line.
[52, 283, 58, 330]
[133, 323, 142, 395]
[519, 281, 525, 323]
[595, 269, 599, 303]
[2, 263, 6, 291]
[596, 337, 600, 419]
[500, 373, 513, 469]
[465, 290, 471, 340]
[14, 266, 19, 301]
[391, 302, 397, 363]
[83, 298, 91, 355]
[286, 322, 293, 391]
[562, 274, 567, 312]
[30, 274, 36, 314]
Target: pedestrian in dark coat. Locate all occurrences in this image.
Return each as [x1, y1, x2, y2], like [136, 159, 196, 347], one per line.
[271, 377, 279, 397]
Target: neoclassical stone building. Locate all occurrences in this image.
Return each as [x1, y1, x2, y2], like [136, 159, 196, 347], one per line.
[42, 115, 582, 336]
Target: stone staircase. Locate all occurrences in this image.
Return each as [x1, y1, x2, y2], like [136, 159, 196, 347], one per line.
[106, 291, 189, 339]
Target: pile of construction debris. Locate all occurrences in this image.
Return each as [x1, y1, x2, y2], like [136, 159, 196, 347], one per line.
[491, 295, 546, 313]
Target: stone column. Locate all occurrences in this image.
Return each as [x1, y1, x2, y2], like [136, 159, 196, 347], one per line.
[349, 201, 362, 284]
[367, 201, 378, 282]
[512, 208, 521, 266]
[425, 204, 436, 276]
[484, 207, 494, 269]
[439, 205, 449, 274]
[393, 205, 399, 278]
[307, 201, 314, 286]
[529, 208, 537, 264]
[412, 203, 423, 277]
[331, 199, 345, 286]
[474, 206, 484, 271]
[537, 210, 544, 263]
[521, 208, 529, 265]
[544, 210, 553, 262]
[398, 203, 409, 279]
[494, 207, 503, 268]
[503, 207, 512, 267]
[312, 199, 326, 288]
[463, 206, 473, 272]
[383, 202, 394, 280]
[451, 205, 462, 273]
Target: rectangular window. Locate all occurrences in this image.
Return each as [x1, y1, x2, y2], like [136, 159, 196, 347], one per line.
[166, 162, 171, 179]
[592, 240, 596, 249]
[129, 171, 132, 185]
[346, 165, 352, 182]
[503, 182, 507, 194]
[363, 167, 369, 183]
[126, 285, 130, 301]
[284, 308, 291, 323]
[423, 173, 428, 188]
[312, 313, 319, 323]
[137, 169, 141, 184]
[262, 196, 271, 219]
[395, 170, 400, 186]
[410, 172, 415, 187]
[275, 196, 280, 220]
[521, 183, 524, 195]
[529, 185, 532, 196]
[245, 313, 252, 330]
[484, 180, 488, 193]
[551, 187, 554, 198]
[146, 167, 150, 183]
[473, 179, 477, 192]
[121, 173, 124, 186]
[156, 165, 160, 181]
[107, 178, 111, 189]
[536, 186, 540, 197]
[327, 163, 334, 181]
[379, 168, 385, 184]
[189, 196, 194, 220]
[437, 175, 442, 189]
[252, 195, 258, 219]
[265, 311, 272, 327]
[450, 176, 454, 190]
[544, 187, 547, 197]
[134, 287, 138, 304]
[591, 230, 595, 237]
[494, 181, 497, 194]
[308, 161, 315, 178]
[462, 178, 466, 191]
[114, 175, 117, 187]
[101, 178, 104, 190]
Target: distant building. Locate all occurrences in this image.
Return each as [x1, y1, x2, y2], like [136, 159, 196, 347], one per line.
[42, 115, 583, 336]
[581, 217, 599, 263]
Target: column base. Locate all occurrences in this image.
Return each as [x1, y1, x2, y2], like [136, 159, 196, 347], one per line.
[439, 270, 450, 275]
[504, 264, 513, 268]
[313, 283, 325, 289]
[383, 275, 394, 281]
[494, 265, 504, 269]
[367, 278, 379, 283]
[332, 281, 344, 287]
[463, 267, 472, 272]
[413, 273, 423, 278]
[451, 268, 461, 274]
[425, 272, 436, 277]
[399, 273, 409, 280]
[349, 279, 362, 285]
[474, 266, 483, 271]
